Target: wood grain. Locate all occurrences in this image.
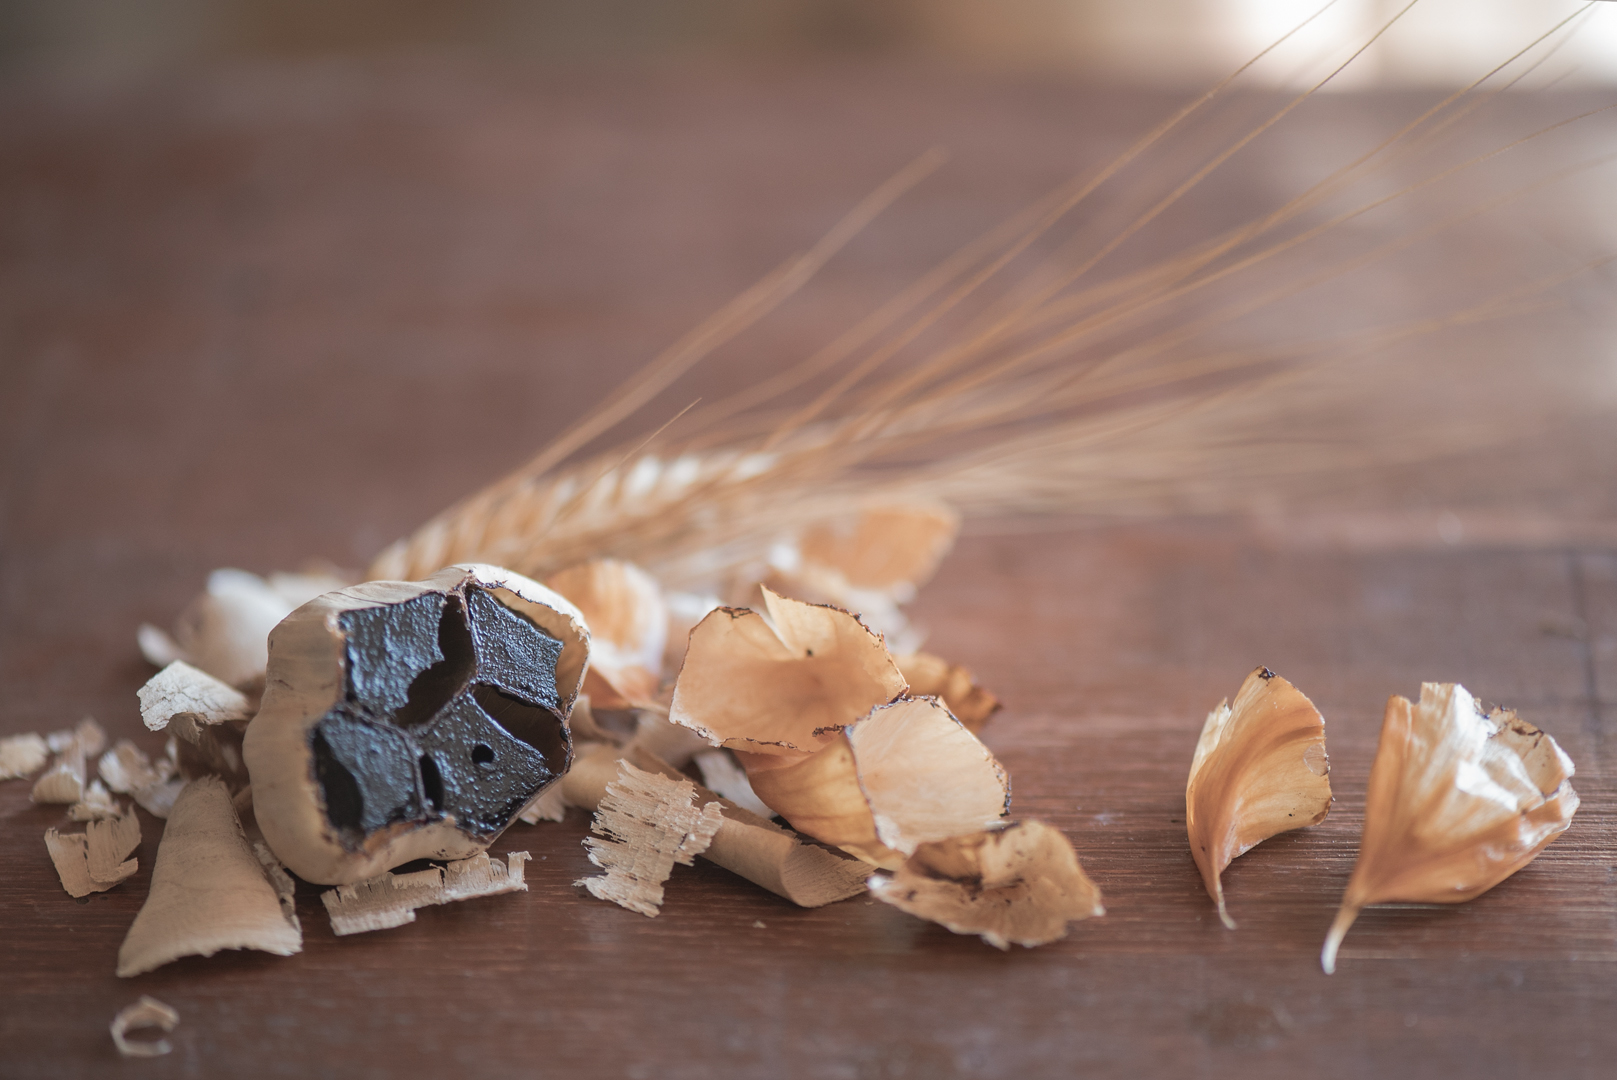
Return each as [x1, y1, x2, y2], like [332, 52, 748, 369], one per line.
[1, 61, 1613, 1079]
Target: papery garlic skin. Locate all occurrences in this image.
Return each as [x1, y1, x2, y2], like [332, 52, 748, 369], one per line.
[669, 587, 906, 755]
[1321, 682, 1578, 973]
[1185, 667, 1331, 929]
[869, 820, 1102, 949]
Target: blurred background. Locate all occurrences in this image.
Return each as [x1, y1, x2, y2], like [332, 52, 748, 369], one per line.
[3, 0, 1616, 86]
[1, 0, 1613, 601]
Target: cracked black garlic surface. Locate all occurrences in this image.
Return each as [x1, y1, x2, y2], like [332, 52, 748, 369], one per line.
[1185, 667, 1331, 928]
[244, 564, 588, 884]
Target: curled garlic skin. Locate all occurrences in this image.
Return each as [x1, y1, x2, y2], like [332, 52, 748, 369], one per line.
[1321, 682, 1578, 973]
[1185, 666, 1331, 929]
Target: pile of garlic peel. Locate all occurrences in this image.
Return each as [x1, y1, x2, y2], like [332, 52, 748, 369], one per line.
[6, 532, 1584, 976]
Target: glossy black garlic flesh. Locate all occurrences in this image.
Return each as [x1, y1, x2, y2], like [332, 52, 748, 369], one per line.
[245, 564, 589, 884]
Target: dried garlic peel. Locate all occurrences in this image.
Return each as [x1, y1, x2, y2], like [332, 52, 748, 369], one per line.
[792, 503, 960, 600]
[1185, 666, 1331, 929]
[546, 558, 667, 708]
[869, 820, 1103, 949]
[1321, 682, 1578, 974]
[111, 996, 179, 1059]
[743, 696, 1010, 868]
[896, 652, 1000, 734]
[117, 777, 303, 977]
[669, 587, 906, 756]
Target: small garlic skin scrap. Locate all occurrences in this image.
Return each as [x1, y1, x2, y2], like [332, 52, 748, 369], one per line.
[111, 996, 180, 1059]
[545, 559, 667, 709]
[1321, 683, 1578, 973]
[869, 820, 1103, 949]
[896, 653, 1000, 734]
[0, 733, 49, 780]
[1185, 667, 1331, 929]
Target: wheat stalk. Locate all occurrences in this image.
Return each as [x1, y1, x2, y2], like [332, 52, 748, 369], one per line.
[369, 1, 1613, 592]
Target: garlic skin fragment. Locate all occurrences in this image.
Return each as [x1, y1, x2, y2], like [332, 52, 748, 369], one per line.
[669, 587, 907, 756]
[546, 558, 667, 708]
[895, 652, 1000, 734]
[742, 696, 1010, 868]
[117, 777, 303, 977]
[869, 820, 1103, 949]
[0, 733, 49, 780]
[111, 996, 180, 1059]
[1185, 666, 1331, 930]
[1321, 683, 1579, 974]
[138, 567, 352, 690]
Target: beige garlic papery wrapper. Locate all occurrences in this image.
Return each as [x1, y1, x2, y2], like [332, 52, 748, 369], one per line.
[742, 697, 1010, 868]
[869, 820, 1103, 949]
[787, 503, 960, 603]
[896, 652, 1000, 734]
[1320, 682, 1579, 974]
[1185, 666, 1331, 929]
[545, 558, 667, 709]
[669, 586, 907, 756]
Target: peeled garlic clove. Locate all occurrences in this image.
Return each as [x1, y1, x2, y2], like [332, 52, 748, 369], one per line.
[869, 820, 1103, 949]
[896, 652, 1000, 734]
[1185, 666, 1331, 929]
[546, 558, 667, 709]
[1321, 682, 1578, 974]
[669, 587, 906, 756]
[245, 563, 588, 884]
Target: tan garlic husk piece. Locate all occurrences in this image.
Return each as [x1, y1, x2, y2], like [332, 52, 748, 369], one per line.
[117, 777, 303, 976]
[742, 696, 1010, 868]
[1320, 682, 1579, 974]
[546, 559, 667, 709]
[669, 587, 907, 756]
[791, 503, 960, 602]
[764, 503, 960, 655]
[137, 568, 351, 690]
[869, 820, 1103, 949]
[896, 652, 1000, 734]
[1185, 666, 1331, 929]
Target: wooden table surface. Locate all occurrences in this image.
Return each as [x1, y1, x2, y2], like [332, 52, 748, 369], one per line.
[2, 59, 1614, 1079]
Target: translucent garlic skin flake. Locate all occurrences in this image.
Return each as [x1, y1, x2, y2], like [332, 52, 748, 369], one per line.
[1321, 682, 1578, 973]
[1185, 667, 1331, 929]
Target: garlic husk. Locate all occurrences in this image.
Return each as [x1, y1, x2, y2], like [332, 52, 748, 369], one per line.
[1185, 666, 1331, 929]
[896, 652, 1000, 734]
[869, 820, 1102, 949]
[1321, 682, 1578, 973]
[669, 587, 906, 756]
[546, 558, 667, 708]
[789, 503, 960, 599]
[739, 739, 898, 867]
[740, 696, 1010, 868]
